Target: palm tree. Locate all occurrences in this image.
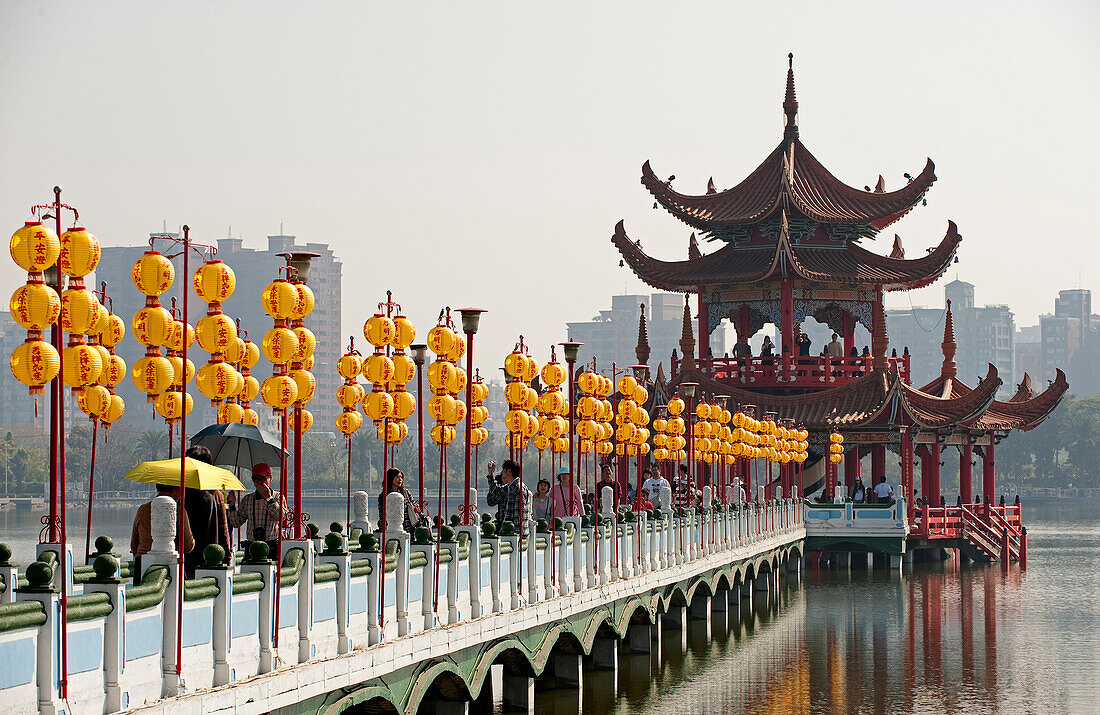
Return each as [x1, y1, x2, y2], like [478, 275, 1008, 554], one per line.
[137, 429, 170, 462]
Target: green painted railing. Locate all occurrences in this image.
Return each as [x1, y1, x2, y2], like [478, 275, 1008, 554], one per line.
[0, 600, 46, 632]
[126, 566, 169, 613]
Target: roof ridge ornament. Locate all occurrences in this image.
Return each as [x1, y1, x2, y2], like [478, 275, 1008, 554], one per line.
[678, 297, 696, 372]
[941, 299, 957, 378]
[783, 52, 799, 141]
[635, 302, 651, 366]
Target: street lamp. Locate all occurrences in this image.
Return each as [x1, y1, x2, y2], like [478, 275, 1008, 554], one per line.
[559, 339, 583, 494]
[411, 343, 429, 515]
[681, 382, 698, 505]
[458, 309, 485, 525]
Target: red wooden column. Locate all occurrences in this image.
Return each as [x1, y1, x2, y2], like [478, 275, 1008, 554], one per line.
[739, 305, 751, 346]
[843, 445, 860, 493]
[871, 443, 886, 490]
[982, 435, 996, 504]
[929, 439, 942, 507]
[960, 436, 973, 503]
[781, 278, 794, 379]
[697, 294, 709, 371]
[902, 428, 915, 523]
[842, 311, 855, 357]
[916, 445, 930, 506]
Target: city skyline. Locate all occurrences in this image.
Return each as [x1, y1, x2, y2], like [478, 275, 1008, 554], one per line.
[1, 2, 1097, 376]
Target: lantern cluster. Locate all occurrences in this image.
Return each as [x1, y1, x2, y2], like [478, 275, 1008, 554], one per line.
[218, 331, 261, 426]
[362, 310, 418, 443]
[690, 400, 732, 465]
[58, 227, 107, 397]
[259, 276, 300, 415]
[88, 306, 127, 427]
[613, 374, 650, 458]
[192, 259, 242, 413]
[8, 222, 62, 395]
[575, 369, 615, 456]
[130, 250, 176, 403]
[532, 353, 569, 454]
[501, 344, 538, 450]
[653, 396, 687, 462]
[335, 347, 364, 437]
[467, 376, 489, 447]
[828, 431, 844, 464]
[285, 275, 317, 432]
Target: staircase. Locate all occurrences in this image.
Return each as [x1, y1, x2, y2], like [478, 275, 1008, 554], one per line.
[959, 505, 1021, 562]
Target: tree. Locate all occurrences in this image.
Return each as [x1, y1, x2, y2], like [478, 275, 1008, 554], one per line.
[136, 429, 170, 463]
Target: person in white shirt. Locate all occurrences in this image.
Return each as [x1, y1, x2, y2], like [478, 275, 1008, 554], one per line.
[872, 476, 893, 501]
[827, 333, 844, 358]
[641, 468, 670, 504]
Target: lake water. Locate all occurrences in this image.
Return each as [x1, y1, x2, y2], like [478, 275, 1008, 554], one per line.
[2, 500, 1097, 713]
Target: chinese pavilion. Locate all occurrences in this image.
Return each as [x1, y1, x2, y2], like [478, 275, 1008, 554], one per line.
[614, 55, 1067, 559]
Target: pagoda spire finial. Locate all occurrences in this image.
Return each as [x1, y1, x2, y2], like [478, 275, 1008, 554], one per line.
[941, 299, 957, 378]
[678, 297, 696, 372]
[783, 52, 799, 141]
[635, 303, 651, 366]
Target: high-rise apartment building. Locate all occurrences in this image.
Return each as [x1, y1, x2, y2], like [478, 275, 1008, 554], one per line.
[566, 294, 725, 374]
[1036, 288, 1100, 396]
[95, 231, 342, 433]
[887, 280, 1014, 393]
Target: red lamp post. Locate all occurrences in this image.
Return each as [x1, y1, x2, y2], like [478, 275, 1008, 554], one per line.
[559, 340, 583, 501]
[458, 309, 485, 525]
[410, 343, 429, 515]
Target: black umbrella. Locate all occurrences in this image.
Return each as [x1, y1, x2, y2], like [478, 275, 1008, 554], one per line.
[190, 422, 286, 472]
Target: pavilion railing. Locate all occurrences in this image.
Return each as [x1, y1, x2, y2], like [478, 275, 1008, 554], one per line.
[674, 353, 911, 388]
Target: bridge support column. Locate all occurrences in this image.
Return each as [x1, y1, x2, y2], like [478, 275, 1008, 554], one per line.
[690, 595, 711, 621]
[502, 672, 534, 713]
[424, 698, 469, 715]
[890, 554, 903, 571]
[592, 635, 618, 673]
[553, 652, 583, 688]
[242, 555, 277, 670]
[754, 571, 770, 592]
[662, 605, 686, 631]
[628, 622, 654, 653]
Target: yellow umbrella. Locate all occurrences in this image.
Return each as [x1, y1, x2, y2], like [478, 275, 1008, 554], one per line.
[123, 457, 248, 491]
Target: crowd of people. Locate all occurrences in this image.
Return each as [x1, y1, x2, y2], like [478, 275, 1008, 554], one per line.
[814, 475, 895, 503]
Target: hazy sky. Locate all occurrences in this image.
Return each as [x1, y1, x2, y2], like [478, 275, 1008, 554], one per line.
[2, 1, 1098, 379]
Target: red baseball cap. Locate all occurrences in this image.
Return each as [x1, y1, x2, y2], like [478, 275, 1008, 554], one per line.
[252, 463, 272, 478]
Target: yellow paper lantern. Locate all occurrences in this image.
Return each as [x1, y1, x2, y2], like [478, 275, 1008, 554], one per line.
[578, 371, 599, 394]
[132, 306, 174, 347]
[242, 341, 260, 369]
[448, 366, 468, 396]
[541, 362, 567, 387]
[218, 402, 245, 424]
[261, 280, 297, 319]
[10, 222, 61, 273]
[240, 408, 259, 426]
[290, 368, 316, 404]
[99, 313, 125, 348]
[132, 355, 172, 395]
[447, 334, 466, 362]
[668, 397, 685, 416]
[364, 314, 396, 347]
[363, 389, 395, 421]
[427, 325, 456, 356]
[260, 374, 298, 411]
[337, 354, 363, 379]
[60, 288, 102, 335]
[224, 336, 246, 365]
[241, 375, 260, 401]
[363, 353, 395, 384]
[131, 252, 175, 296]
[296, 409, 314, 432]
[617, 374, 638, 396]
[337, 383, 365, 409]
[392, 316, 415, 349]
[392, 390, 416, 420]
[196, 361, 237, 402]
[101, 393, 125, 426]
[503, 351, 527, 379]
[62, 343, 103, 388]
[193, 260, 236, 303]
[58, 228, 100, 277]
[290, 284, 315, 320]
[337, 410, 363, 435]
[102, 354, 126, 387]
[471, 427, 488, 446]
[80, 384, 112, 419]
[10, 280, 60, 331]
[390, 352, 415, 386]
[262, 326, 299, 366]
[428, 360, 456, 392]
[156, 391, 193, 421]
[291, 327, 316, 362]
[197, 313, 237, 355]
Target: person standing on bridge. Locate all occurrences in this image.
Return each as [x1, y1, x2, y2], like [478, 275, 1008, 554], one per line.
[376, 468, 426, 533]
[131, 482, 195, 585]
[553, 466, 583, 518]
[226, 463, 288, 556]
[532, 479, 553, 523]
[596, 463, 622, 513]
[641, 468, 670, 507]
[486, 459, 532, 531]
[182, 445, 229, 577]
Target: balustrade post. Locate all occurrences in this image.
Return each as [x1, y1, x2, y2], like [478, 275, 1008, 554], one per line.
[659, 485, 673, 568]
[526, 520, 538, 604]
[361, 548, 382, 645]
[439, 535, 459, 625]
[570, 516, 586, 592]
[383, 492, 410, 637]
[502, 530, 520, 610]
[542, 523, 557, 599]
[282, 537, 315, 662]
[557, 518, 572, 596]
[483, 527, 501, 614]
[0, 551, 17, 604]
[456, 521, 482, 620]
[15, 562, 61, 715]
[196, 547, 233, 685]
[701, 487, 712, 556]
[350, 490, 371, 535]
[142, 495, 182, 697]
[408, 538, 435, 632]
[83, 555, 124, 712]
